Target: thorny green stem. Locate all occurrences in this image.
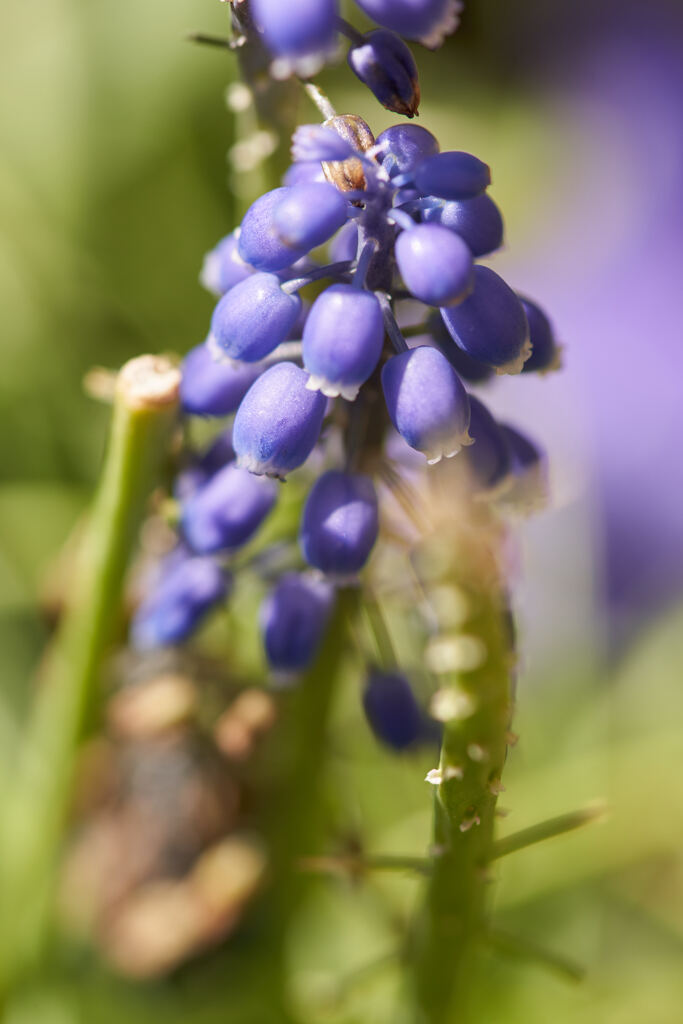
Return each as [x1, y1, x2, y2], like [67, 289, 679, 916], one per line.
[411, 511, 515, 1024]
[0, 356, 180, 997]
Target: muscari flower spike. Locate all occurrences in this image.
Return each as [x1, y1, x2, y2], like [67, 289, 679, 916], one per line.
[260, 573, 335, 676]
[300, 470, 379, 578]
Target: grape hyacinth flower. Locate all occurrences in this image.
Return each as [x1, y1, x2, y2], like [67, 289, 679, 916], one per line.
[412, 150, 492, 201]
[518, 295, 561, 373]
[362, 670, 423, 750]
[354, 0, 463, 48]
[210, 274, 302, 363]
[250, 0, 339, 78]
[300, 470, 379, 578]
[238, 188, 310, 272]
[347, 30, 420, 118]
[382, 346, 472, 464]
[395, 223, 473, 307]
[273, 181, 349, 251]
[462, 395, 513, 497]
[180, 341, 260, 417]
[199, 230, 254, 296]
[377, 124, 440, 178]
[181, 464, 278, 555]
[303, 284, 385, 400]
[233, 362, 327, 478]
[422, 193, 505, 258]
[260, 573, 335, 675]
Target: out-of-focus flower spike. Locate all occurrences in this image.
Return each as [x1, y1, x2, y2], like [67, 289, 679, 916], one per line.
[303, 284, 384, 400]
[300, 470, 379, 578]
[440, 266, 532, 374]
[382, 345, 472, 464]
[422, 193, 505, 258]
[180, 341, 261, 417]
[395, 222, 473, 306]
[210, 273, 302, 363]
[413, 151, 491, 201]
[347, 30, 420, 118]
[251, 0, 339, 78]
[233, 362, 327, 478]
[353, 1, 463, 49]
[260, 573, 335, 676]
[362, 670, 422, 750]
[199, 230, 255, 296]
[181, 464, 277, 555]
[518, 296, 562, 374]
[131, 552, 230, 650]
[273, 182, 349, 251]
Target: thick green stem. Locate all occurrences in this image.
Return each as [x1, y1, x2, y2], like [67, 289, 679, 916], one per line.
[0, 355, 180, 996]
[411, 517, 514, 1024]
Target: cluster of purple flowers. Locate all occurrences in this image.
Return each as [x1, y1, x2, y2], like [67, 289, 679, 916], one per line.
[131, 1, 558, 749]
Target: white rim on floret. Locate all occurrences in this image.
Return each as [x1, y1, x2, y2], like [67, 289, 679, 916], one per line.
[236, 452, 279, 478]
[419, 1, 464, 50]
[494, 335, 533, 376]
[199, 250, 223, 296]
[305, 373, 361, 403]
[206, 333, 249, 369]
[424, 428, 473, 466]
[270, 40, 341, 82]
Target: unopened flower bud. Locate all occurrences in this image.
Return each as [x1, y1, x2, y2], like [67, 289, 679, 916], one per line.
[348, 30, 420, 118]
[363, 670, 422, 750]
[260, 573, 334, 675]
[300, 470, 379, 577]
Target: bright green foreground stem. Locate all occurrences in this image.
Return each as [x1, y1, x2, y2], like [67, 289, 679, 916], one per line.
[412, 526, 514, 1024]
[0, 355, 180, 996]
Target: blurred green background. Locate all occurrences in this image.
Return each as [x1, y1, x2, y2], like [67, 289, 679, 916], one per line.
[1, 1, 682, 1021]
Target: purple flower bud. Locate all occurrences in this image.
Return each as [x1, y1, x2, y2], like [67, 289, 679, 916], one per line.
[382, 345, 471, 464]
[260, 573, 334, 675]
[291, 124, 355, 164]
[422, 193, 504, 258]
[181, 464, 277, 555]
[273, 181, 349, 251]
[376, 124, 439, 178]
[210, 273, 302, 363]
[440, 266, 531, 374]
[518, 296, 561, 373]
[329, 221, 359, 263]
[233, 362, 327, 477]
[353, 1, 462, 48]
[174, 429, 236, 501]
[362, 670, 422, 750]
[180, 341, 261, 416]
[131, 552, 230, 650]
[300, 470, 379, 577]
[347, 30, 420, 118]
[199, 231, 255, 296]
[414, 151, 491, 201]
[303, 284, 384, 400]
[462, 395, 512, 496]
[283, 161, 327, 187]
[251, 0, 338, 71]
[498, 424, 547, 511]
[238, 188, 308, 273]
[426, 313, 494, 383]
[395, 223, 473, 307]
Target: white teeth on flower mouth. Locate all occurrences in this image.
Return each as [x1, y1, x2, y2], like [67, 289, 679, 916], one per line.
[418, 1, 464, 50]
[495, 336, 533, 375]
[305, 374, 361, 402]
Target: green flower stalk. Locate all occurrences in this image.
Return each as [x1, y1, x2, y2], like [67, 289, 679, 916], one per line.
[0, 356, 180, 994]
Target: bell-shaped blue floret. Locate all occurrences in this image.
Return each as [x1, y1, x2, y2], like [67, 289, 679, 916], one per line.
[303, 284, 384, 400]
[422, 193, 504, 258]
[233, 361, 327, 477]
[210, 273, 302, 363]
[462, 395, 513, 496]
[329, 221, 358, 263]
[251, 0, 338, 70]
[426, 313, 494, 383]
[273, 181, 349, 251]
[498, 424, 547, 510]
[174, 429, 236, 502]
[260, 573, 334, 675]
[362, 670, 422, 750]
[348, 30, 420, 118]
[283, 161, 327, 188]
[382, 345, 471, 464]
[354, 0, 462, 48]
[238, 188, 309, 272]
[180, 342, 262, 416]
[300, 470, 379, 577]
[199, 231, 255, 296]
[181, 464, 277, 555]
[131, 552, 230, 650]
[376, 123, 439, 178]
[414, 151, 491, 201]
[440, 266, 531, 374]
[518, 296, 561, 373]
[395, 223, 473, 307]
